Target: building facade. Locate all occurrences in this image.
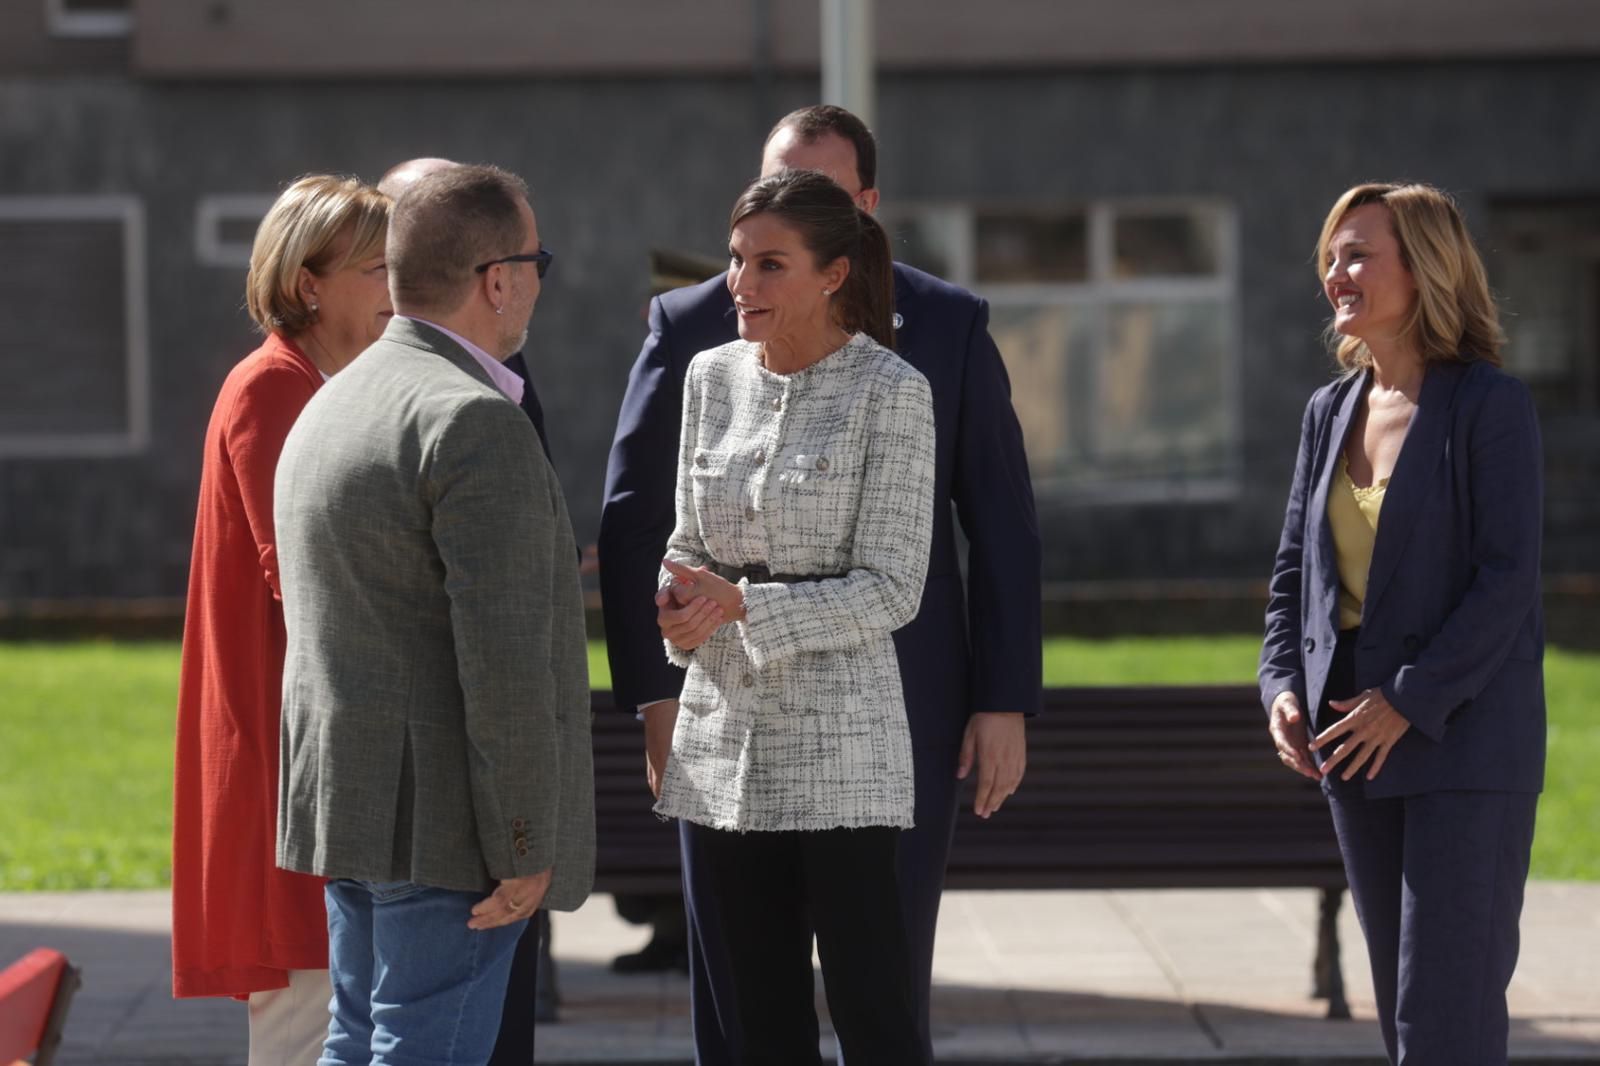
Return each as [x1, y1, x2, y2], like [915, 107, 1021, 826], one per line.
[3, 0, 1598, 635]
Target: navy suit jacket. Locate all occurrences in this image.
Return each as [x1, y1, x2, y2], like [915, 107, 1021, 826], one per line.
[1260, 359, 1545, 797]
[599, 264, 1043, 748]
[504, 352, 551, 459]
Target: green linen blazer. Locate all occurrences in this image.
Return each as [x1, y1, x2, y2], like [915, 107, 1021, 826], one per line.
[274, 316, 594, 907]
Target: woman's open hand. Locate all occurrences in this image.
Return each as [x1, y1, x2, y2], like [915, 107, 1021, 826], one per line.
[1268, 691, 1320, 781]
[1311, 687, 1411, 781]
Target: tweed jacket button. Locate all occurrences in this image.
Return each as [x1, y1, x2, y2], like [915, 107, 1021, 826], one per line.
[770, 397, 782, 411]
[1304, 637, 1316, 653]
[745, 506, 756, 521]
[815, 457, 829, 472]
[694, 454, 707, 467]
[741, 673, 754, 687]
[754, 449, 765, 465]
[512, 818, 525, 830]
[517, 846, 529, 857]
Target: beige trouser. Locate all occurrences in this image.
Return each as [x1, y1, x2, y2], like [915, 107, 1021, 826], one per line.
[246, 968, 333, 1066]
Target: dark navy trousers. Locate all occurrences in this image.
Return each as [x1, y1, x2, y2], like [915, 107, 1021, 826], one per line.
[682, 741, 963, 1064]
[682, 824, 924, 1065]
[1322, 631, 1538, 1065]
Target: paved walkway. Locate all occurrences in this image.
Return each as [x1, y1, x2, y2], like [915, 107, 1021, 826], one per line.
[3, 885, 1597, 1064]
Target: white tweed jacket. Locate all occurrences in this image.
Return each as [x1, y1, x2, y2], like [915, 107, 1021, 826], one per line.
[655, 334, 936, 832]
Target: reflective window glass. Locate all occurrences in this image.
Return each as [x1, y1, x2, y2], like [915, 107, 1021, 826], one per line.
[1113, 212, 1221, 278]
[976, 211, 1088, 283]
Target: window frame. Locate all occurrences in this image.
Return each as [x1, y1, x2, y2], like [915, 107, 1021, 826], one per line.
[1485, 198, 1600, 416]
[195, 194, 276, 268]
[44, 0, 133, 38]
[0, 196, 149, 458]
[884, 197, 1243, 503]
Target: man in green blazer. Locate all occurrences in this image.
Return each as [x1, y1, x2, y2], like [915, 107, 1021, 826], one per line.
[274, 163, 593, 1066]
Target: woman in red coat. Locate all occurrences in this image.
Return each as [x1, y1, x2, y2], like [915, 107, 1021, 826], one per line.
[172, 174, 392, 1064]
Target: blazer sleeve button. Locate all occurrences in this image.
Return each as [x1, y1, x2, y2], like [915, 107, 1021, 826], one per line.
[1304, 637, 1316, 653]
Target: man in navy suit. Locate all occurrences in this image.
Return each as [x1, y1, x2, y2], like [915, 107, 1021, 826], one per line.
[598, 105, 1043, 1061]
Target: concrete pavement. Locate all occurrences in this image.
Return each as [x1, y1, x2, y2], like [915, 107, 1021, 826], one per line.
[2, 885, 1597, 1064]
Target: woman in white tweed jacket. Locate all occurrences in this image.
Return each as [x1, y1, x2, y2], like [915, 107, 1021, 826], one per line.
[654, 169, 935, 1064]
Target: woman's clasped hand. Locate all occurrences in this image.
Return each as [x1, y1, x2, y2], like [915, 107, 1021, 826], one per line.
[655, 559, 744, 650]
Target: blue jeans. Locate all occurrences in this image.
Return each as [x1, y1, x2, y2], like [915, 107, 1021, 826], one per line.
[319, 880, 527, 1066]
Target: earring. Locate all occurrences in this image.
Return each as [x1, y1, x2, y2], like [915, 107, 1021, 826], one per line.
[494, 305, 504, 316]
[309, 302, 319, 313]
[821, 288, 831, 296]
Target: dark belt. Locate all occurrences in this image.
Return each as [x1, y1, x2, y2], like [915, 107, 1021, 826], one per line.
[708, 561, 837, 585]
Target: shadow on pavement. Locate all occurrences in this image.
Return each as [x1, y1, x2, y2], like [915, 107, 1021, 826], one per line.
[1, 918, 1593, 1065]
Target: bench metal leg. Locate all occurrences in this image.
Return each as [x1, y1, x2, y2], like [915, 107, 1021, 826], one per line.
[1312, 887, 1351, 1020]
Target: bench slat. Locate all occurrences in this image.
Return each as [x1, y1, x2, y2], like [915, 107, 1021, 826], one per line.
[587, 685, 1345, 895]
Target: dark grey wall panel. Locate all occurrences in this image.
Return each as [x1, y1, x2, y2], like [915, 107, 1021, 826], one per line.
[120, 0, 1600, 79]
[2, 59, 1598, 600]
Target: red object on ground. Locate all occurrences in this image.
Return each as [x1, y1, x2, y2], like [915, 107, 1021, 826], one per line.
[0, 948, 74, 1064]
[171, 335, 331, 999]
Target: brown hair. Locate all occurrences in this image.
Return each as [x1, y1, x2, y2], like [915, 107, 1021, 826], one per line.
[764, 105, 878, 190]
[1316, 182, 1504, 369]
[245, 175, 389, 336]
[387, 164, 530, 316]
[730, 168, 895, 348]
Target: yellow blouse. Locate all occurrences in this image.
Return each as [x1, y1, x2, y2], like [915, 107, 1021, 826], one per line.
[1328, 454, 1387, 630]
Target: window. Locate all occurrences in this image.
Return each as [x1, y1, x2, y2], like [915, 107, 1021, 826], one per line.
[0, 197, 148, 457]
[45, 0, 132, 37]
[195, 195, 276, 268]
[977, 211, 1088, 283]
[1487, 200, 1600, 415]
[885, 200, 1239, 501]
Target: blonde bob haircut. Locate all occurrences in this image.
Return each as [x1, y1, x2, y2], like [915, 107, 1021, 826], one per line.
[1316, 182, 1504, 370]
[245, 174, 390, 336]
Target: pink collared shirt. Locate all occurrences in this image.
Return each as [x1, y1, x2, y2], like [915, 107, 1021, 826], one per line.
[404, 316, 526, 406]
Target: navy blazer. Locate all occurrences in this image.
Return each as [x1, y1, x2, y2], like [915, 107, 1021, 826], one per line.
[598, 264, 1043, 745]
[504, 352, 551, 459]
[1260, 359, 1545, 798]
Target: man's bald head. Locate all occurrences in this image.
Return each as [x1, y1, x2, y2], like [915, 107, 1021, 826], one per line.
[378, 157, 459, 199]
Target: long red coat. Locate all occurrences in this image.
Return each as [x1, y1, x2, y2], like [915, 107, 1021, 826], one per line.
[172, 335, 329, 998]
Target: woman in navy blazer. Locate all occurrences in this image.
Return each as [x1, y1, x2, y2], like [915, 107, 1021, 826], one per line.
[1260, 183, 1544, 1066]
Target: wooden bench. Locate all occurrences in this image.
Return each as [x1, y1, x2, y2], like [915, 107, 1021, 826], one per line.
[588, 684, 1351, 1019]
[0, 949, 81, 1066]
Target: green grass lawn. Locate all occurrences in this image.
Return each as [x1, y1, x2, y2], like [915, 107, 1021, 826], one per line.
[2, 638, 1594, 889]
